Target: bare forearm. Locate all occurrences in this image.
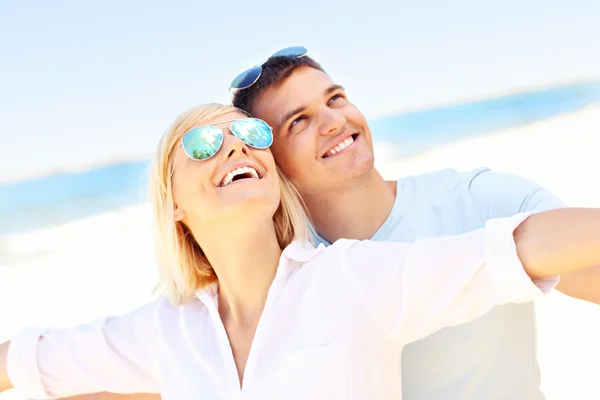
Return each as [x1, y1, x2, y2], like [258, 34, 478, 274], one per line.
[556, 264, 600, 304]
[515, 208, 600, 279]
[0, 341, 12, 392]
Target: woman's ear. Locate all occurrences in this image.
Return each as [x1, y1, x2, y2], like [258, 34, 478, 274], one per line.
[173, 204, 185, 221]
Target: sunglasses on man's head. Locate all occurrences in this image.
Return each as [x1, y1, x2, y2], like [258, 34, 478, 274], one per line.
[229, 46, 308, 90]
[171, 118, 273, 177]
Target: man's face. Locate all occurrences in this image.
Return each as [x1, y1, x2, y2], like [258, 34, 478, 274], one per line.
[250, 66, 375, 197]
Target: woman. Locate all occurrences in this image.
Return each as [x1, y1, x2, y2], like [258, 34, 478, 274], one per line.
[1, 103, 598, 399]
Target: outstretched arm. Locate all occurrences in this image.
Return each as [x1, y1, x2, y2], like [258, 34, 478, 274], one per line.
[342, 208, 600, 345]
[515, 207, 600, 303]
[1, 301, 159, 399]
[0, 341, 10, 392]
[469, 169, 600, 304]
[553, 265, 600, 303]
[513, 208, 600, 279]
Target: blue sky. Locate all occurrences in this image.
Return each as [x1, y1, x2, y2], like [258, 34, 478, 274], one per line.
[1, 0, 599, 183]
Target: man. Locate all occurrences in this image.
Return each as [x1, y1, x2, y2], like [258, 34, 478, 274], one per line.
[229, 48, 600, 399]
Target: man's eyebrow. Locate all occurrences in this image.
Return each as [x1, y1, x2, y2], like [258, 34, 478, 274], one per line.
[277, 84, 346, 130]
[278, 105, 307, 131]
[325, 84, 345, 95]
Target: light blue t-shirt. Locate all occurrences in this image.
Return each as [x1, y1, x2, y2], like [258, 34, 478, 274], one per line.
[315, 167, 565, 400]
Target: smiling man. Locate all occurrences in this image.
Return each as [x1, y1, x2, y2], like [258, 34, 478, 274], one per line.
[229, 48, 600, 399]
[234, 63, 393, 244]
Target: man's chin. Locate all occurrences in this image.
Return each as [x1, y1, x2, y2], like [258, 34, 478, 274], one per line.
[323, 163, 377, 191]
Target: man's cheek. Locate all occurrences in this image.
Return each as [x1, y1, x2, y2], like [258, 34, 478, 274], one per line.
[272, 151, 299, 175]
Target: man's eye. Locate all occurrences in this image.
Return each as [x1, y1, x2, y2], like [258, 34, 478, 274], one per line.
[290, 115, 306, 127]
[328, 94, 344, 106]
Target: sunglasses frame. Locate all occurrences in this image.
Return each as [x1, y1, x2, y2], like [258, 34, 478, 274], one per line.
[170, 118, 273, 178]
[229, 46, 308, 90]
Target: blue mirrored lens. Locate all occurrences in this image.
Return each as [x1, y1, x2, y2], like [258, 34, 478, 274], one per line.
[271, 46, 307, 58]
[230, 65, 262, 89]
[181, 126, 224, 160]
[230, 118, 273, 149]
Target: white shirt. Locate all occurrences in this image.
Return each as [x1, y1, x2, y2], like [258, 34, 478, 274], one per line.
[8, 212, 558, 400]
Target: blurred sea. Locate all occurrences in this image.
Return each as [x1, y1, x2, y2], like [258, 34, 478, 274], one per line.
[2, 81, 600, 238]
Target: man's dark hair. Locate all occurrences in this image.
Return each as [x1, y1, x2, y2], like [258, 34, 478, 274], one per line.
[232, 55, 326, 116]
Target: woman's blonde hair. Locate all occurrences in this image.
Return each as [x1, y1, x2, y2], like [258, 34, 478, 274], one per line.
[149, 103, 310, 304]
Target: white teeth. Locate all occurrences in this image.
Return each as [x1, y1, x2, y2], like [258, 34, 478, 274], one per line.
[327, 136, 354, 157]
[220, 166, 260, 187]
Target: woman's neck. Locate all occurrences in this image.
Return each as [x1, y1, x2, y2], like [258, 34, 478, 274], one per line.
[193, 218, 283, 388]
[197, 218, 283, 326]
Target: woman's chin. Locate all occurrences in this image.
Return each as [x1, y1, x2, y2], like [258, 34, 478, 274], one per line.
[212, 191, 279, 223]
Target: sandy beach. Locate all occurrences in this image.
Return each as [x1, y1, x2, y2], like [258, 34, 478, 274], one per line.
[2, 105, 600, 399]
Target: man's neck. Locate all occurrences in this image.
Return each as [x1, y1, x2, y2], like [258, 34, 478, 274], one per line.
[303, 168, 397, 243]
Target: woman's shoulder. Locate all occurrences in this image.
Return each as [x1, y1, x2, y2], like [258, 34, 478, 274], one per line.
[287, 237, 376, 254]
[295, 238, 409, 272]
[283, 239, 367, 270]
[150, 291, 209, 316]
[149, 293, 211, 332]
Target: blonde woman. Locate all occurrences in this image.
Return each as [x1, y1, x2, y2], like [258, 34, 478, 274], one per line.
[1, 103, 599, 400]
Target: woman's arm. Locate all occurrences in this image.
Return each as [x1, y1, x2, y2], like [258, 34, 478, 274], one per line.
[341, 208, 600, 345]
[0, 341, 11, 392]
[1, 301, 159, 399]
[513, 208, 600, 279]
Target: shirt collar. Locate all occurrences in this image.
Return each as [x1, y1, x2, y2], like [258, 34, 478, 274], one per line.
[281, 240, 326, 263]
[196, 240, 325, 305]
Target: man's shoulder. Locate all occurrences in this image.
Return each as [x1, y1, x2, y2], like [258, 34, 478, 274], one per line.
[395, 167, 491, 199]
[398, 166, 491, 184]
[397, 166, 564, 219]
[395, 166, 553, 199]
[390, 166, 563, 225]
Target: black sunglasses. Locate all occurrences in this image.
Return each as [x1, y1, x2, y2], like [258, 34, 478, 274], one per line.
[229, 46, 308, 90]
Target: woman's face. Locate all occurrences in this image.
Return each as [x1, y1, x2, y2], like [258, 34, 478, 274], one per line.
[171, 112, 281, 232]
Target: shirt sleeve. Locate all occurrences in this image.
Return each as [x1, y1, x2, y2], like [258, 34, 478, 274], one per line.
[7, 301, 159, 399]
[340, 212, 558, 345]
[467, 169, 566, 218]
